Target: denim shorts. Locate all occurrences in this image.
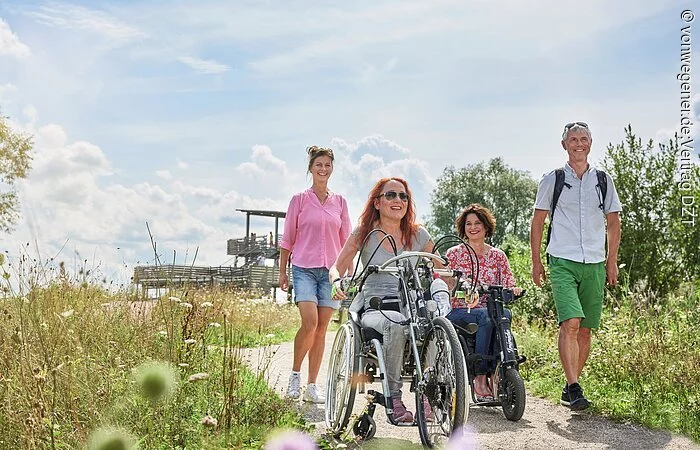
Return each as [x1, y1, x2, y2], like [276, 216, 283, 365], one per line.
[291, 265, 339, 310]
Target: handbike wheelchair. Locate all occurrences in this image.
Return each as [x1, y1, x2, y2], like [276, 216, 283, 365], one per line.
[454, 283, 528, 421]
[325, 244, 468, 448]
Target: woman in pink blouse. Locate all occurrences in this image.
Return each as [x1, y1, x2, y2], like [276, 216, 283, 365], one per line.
[278, 146, 352, 403]
[445, 203, 522, 402]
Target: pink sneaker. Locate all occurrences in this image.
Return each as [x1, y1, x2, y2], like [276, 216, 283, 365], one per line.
[391, 397, 414, 423]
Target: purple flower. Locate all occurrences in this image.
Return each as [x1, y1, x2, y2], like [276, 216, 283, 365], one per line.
[264, 429, 318, 450]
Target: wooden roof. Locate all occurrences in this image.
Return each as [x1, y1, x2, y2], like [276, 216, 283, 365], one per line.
[235, 208, 286, 219]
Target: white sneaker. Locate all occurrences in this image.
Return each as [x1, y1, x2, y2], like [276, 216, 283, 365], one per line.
[286, 373, 301, 400]
[303, 383, 325, 404]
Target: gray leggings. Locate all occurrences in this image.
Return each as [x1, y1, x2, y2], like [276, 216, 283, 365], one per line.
[360, 310, 408, 398]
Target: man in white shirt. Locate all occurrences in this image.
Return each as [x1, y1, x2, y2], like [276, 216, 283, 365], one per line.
[530, 122, 622, 410]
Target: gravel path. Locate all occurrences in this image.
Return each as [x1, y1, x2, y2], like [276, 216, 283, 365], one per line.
[243, 331, 699, 449]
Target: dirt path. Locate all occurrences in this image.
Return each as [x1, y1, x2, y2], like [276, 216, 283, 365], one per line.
[243, 332, 699, 449]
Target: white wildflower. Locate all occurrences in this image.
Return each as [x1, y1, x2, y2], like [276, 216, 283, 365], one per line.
[200, 301, 213, 308]
[184, 338, 196, 345]
[188, 372, 210, 382]
[208, 322, 221, 328]
[200, 414, 218, 427]
[179, 302, 193, 309]
[60, 309, 74, 318]
[168, 296, 181, 302]
[178, 363, 189, 368]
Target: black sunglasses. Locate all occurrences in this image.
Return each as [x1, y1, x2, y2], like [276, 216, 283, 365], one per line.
[564, 122, 588, 130]
[377, 191, 409, 202]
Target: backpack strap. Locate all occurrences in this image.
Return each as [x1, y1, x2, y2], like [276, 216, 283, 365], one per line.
[595, 169, 608, 211]
[545, 169, 566, 263]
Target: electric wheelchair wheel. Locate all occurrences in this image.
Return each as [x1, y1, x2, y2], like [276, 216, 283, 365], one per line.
[325, 321, 359, 436]
[500, 367, 525, 421]
[416, 316, 468, 448]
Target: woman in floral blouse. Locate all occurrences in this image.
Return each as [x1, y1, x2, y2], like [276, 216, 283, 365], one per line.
[445, 203, 522, 402]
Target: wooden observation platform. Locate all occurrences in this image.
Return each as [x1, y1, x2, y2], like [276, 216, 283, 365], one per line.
[133, 208, 292, 297]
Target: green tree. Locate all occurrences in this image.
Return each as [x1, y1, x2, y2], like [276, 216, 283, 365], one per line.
[0, 114, 33, 232]
[427, 157, 537, 245]
[602, 125, 700, 297]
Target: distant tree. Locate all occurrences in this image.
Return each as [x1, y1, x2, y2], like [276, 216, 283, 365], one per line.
[427, 158, 537, 245]
[0, 114, 33, 232]
[602, 125, 700, 297]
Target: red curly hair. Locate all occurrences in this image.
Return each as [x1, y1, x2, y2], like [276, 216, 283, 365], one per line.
[356, 177, 419, 249]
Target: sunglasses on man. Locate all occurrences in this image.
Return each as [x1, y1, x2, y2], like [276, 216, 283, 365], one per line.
[564, 122, 588, 130]
[377, 191, 409, 202]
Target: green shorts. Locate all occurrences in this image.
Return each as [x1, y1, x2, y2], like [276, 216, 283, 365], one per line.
[549, 256, 605, 329]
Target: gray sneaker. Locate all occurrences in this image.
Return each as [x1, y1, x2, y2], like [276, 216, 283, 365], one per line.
[286, 373, 301, 400]
[303, 383, 325, 404]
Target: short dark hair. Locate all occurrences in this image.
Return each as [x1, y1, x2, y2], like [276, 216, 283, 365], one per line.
[454, 203, 496, 239]
[307, 146, 334, 172]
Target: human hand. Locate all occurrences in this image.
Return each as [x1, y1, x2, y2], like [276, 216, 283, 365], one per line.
[278, 272, 288, 291]
[466, 292, 480, 309]
[513, 287, 523, 296]
[606, 260, 619, 285]
[531, 261, 546, 287]
[331, 279, 347, 300]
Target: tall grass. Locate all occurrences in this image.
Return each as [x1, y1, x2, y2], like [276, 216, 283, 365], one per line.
[0, 254, 303, 449]
[502, 239, 700, 443]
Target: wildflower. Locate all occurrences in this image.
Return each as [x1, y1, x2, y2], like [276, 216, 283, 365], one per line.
[201, 301, 213, 308]
[133, 361, 178, 401]
[188, 372, 210, 382]
[178, 363, 189, 368]
[60, 309, 74, 318]
[208, 322, 221, 328]
[265, 333, 276, 338]
[445, 425, 478, 450]
[200, 414, 218, 428]
[168, 296, 181, 302]
[179, 302, 193, 309]
[87, 427, 137, 450]
[264, 429, 318, 450]
[184, 338, 197, 345]
[157, 330, 168, 337]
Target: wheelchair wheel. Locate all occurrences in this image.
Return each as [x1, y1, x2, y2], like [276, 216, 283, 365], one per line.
[500, 367, 526, 421]
[416, 316, 468, 448]
[325, 322, 359, 436]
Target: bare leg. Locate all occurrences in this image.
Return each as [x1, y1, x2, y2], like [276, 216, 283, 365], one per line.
[292, 302, 319, 372]
[558, 318, 581, 385]
[307, 307, 335, 384]
[576, 327, 592, 378]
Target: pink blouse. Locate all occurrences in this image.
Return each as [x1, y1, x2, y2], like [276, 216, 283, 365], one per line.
[445, 244, 516, 309]
[279, 188, 352, 270]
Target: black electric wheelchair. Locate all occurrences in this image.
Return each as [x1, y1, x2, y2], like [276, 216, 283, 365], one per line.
[433, 235, 528, 422]
[324, 230, 468, 448]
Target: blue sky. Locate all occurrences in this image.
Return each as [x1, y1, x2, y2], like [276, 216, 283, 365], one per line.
[0, 0, 698, 286]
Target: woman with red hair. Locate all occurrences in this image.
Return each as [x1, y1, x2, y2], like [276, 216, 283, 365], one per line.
[330, 177, 435, 424]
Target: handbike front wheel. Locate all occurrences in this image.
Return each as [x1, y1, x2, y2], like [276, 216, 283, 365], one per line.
[416, 316, 468, 448]
[325, 322, 359, 435]
[500, 367, 526, 421]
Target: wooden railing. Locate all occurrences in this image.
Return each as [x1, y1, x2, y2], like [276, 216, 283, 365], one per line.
[132, 264, 291, 292]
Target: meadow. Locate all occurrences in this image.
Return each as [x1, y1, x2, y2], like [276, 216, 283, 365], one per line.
[0, 254, 304, 449]
[504, 239, 700, 443]
[1, 247, 698, 449]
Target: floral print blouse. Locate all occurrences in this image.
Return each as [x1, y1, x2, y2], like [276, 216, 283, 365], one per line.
[445, 244, 516, 309]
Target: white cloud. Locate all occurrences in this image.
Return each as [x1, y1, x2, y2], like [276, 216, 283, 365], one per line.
[156, 170, 172, 180]
[177, 56, 230, 74]
[177, 160, 189, 170]
[25, 3, 146, 42]
[0, 18, 30, 58]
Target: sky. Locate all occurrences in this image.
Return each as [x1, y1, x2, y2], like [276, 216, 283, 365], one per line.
[0, 0, 698, 287]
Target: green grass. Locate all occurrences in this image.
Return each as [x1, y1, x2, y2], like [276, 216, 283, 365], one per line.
[0, 265, 304, 449]
[516, 284, 700, 443]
